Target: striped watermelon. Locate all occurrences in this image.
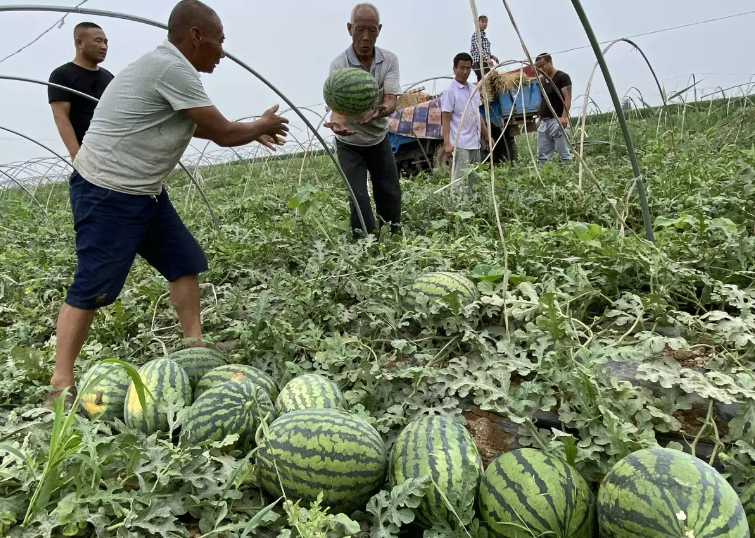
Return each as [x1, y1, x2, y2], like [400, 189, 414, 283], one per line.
[182, 379, 274, 450]
[275, 374, 347, 415]
[256, 408, 386, 513]
[195, 364, 278, 401]
[479, 449, 594, 538]
[79, 361, 130, 422]
[389, 415, 483, 527]
[404, 271, 479, 311]
[742, 484, 755, 535]
[323, 67, 379, 116]
[597, 447, 747, 538]
[124, 358, 192, 434]
[168, 347, 227, 390]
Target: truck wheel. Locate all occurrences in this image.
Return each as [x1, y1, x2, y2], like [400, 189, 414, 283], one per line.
[433, 143, 451, 169]
[503, 133, 517, 162]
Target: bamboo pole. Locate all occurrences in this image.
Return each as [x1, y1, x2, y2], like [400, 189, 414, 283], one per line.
[570, 0, 655, 243]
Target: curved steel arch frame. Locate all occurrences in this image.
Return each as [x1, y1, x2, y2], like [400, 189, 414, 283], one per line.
[0, 75, 221, 230]
[0, 4, 369, 236]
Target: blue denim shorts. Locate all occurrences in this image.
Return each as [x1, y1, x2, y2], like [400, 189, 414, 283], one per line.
[65, 171, 208, 309]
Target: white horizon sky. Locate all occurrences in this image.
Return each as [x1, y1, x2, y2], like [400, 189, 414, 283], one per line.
[0, 0, 753, 164]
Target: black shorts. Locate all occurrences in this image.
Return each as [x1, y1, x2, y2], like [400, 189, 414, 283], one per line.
[65, 171, 208, 309]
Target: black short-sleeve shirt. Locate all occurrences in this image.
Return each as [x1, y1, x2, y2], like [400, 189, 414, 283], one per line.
[539, 70, 572, 119]
[48, 62, 114, 145]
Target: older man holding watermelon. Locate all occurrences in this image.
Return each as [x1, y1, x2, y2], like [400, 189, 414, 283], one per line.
[47, 0, 289, 407]
[325, 3, 402, 238]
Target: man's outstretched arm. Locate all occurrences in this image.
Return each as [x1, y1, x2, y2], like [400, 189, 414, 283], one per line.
[187, 104, 289, 149]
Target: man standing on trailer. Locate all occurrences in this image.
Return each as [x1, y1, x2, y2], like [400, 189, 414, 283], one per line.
[470, 15, 498, 83]
[534, 53, 573, 165]
[47, 0, 289, 406]
[48, 22, 114, 162]
[441, 52, 489, 192]
[325, 2, 402, 238]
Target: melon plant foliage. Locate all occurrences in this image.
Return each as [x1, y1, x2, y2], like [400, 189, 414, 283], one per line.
[1, 100, 755, 537]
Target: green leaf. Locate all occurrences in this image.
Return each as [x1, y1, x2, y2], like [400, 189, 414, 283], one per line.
[241, 497, 281, 537]
[367, 477, 430, 538]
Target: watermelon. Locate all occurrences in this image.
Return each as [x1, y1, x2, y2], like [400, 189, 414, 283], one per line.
[404, 271, 479, 311]
[323, 67, 379, 116]
[168, 347, 227, 390]
[275, 374, 347, 415]
[256, 408, 386, 513]
[124, 358, 192, 434]
[479, 449, 594, 538]
[597, 447, 748, 538]
[389, 415, 483, 527]
[79, 361, 131, 421]
[195, 364, 279, 401]
[742, 483, 755, 535]
[182, 378, 274, 450]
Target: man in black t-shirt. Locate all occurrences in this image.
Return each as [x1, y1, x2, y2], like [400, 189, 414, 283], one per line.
[534, 53, 572, 165]
[48, 22, 114, 162]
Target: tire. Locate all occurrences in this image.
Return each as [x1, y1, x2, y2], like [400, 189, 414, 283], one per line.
[490, 126, 517, 164]
[433, 142, 451, 169]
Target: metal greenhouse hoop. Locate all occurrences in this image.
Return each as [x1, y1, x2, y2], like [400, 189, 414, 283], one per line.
[0, 4, 369, 236]
[0, 75, 221, 230]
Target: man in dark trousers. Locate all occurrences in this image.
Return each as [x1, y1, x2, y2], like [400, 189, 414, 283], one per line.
[534, 53, 573, 165]
[47, 0, 289, 406]
[325, 2, 402, 238]
[470, 15, 498, 82]
[49, 22, 114, 161]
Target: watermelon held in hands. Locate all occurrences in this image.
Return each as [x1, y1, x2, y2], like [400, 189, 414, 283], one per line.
[195, 364, 279, 401]
[275, 373, 347, 416]
[182, 378, 275, 451]
[323, 67, 379, 116]
[404, 271, 479, 311]
[479, 448, 594, 538]
[256, 408, 387, 514]
[123, 358, 192, 434]
[79, 361, 131, 422]
[597, 447, 748, 538]
[168, 347, 227, 390]
[389, 415, 483, 527]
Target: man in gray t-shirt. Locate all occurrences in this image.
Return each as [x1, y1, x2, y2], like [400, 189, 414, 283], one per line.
[47, 0, 289, 405]
[324, 3, 402, 237]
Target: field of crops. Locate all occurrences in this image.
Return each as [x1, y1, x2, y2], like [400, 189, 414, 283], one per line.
[1, 98, 755, 537]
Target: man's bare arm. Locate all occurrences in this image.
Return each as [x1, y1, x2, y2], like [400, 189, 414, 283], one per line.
[442, 111, 452, 153]
[382, 93, 398, 117]
[185, 105, 288, 148]
[324, 111, 356, 137]
[359, 93, 398, 124]
[561, 85, 573, 115]
[559, 85, 573, 127]
[50, 101, 80, 160]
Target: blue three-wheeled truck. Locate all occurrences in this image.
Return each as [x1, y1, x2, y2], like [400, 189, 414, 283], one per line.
[387, 71, 542, 176]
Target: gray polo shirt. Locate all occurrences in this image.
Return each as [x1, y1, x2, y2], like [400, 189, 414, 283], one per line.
[329, 46, 400, 147]
[74, 40, 214, 195]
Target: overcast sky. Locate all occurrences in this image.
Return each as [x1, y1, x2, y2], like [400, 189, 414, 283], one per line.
[0, 0, 753, 164]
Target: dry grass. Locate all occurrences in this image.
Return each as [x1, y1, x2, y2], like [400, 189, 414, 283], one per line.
[397, 90, 432, 109]
[482, 69, 533, 101]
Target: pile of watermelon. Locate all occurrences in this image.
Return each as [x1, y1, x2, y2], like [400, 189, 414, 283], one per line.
[75, 270, 753, 534]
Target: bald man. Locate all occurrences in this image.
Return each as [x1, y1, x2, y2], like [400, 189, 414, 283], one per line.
[48, 22, 113, 162]
[47, 0, 289, 406]
[325, 3, 402, 238]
